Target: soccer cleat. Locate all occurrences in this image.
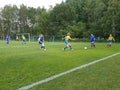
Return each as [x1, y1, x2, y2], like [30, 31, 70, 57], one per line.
[63, 48, 65, 51]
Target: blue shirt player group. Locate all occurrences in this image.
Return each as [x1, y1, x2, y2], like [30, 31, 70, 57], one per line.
[38, 34, 46, 50]
[90, 34, 96, 48]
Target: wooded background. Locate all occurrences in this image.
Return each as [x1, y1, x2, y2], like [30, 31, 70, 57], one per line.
[0, 0, 120, 41]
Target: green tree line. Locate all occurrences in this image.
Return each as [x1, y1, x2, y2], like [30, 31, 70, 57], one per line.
[0, 0, 120, 41]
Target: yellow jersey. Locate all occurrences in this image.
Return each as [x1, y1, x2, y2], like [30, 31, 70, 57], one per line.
[108, 36, 115, 41]
[22, 36, 26, 40]
[65, 36, 71, 40]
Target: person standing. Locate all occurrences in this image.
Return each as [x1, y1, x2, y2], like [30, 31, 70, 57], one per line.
[38, 34, 46, 50]
[90, 34, 96, 48]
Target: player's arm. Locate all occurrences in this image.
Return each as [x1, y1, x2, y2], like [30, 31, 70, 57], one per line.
[113, 37, 115, 42]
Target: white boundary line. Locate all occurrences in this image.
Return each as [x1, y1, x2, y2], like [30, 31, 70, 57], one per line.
[18, 52, 120, 90]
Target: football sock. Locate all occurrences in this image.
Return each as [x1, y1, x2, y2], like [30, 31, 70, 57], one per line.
[70, 46, 72, 50]
[64, 46, 68, 50]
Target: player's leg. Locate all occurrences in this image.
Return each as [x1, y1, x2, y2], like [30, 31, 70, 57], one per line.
[68, 43, 73, 50]
[39, 41, 43, 49]
[6, 41, 9, 44]
[91, 42, 95, 48]
[41, 45, 43, 49]
[24, 40, 26, 44]
[22, 40, 24, 44]
[109, 42, 112, 47]
[107, 41, 111, 47]
[93, 42, 95, 47]
[64, 40, 68, 50]
[42, 43, 46, 50]
[64, 45, 68, 50]
[91, 42, 93, 47]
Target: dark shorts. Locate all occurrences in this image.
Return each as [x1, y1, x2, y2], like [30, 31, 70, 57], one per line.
[39, 41, 43, 44]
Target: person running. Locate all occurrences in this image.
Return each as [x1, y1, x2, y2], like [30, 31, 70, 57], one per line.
[38, 34, 46, 50]
[107, 34, 115, 47]
[63, 33, 73, 51]
[90, 34, 96, 48]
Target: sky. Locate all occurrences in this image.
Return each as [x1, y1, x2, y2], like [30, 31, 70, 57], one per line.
[0, 0, 65, 9]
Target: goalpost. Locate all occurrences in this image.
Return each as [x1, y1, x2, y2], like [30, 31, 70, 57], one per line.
[16, 33, 30, 42]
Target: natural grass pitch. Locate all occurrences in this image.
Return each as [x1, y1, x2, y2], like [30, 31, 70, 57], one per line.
[0, 41, 120, 90]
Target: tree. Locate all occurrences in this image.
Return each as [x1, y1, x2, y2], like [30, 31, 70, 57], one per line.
[19, 4, 29, 33]
[1, 5, 18, 37]
[49, 2, 76, 36]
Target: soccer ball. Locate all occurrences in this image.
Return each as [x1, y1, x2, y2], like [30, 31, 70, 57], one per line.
[84, 47, 87, 50]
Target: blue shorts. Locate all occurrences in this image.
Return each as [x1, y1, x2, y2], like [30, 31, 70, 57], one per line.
[39, 41, 43, 44]
[65, 40, 69, 45]
[91, 40, 95, 43]
[108, 40, 112, 44]
[22, 40, 26, 43]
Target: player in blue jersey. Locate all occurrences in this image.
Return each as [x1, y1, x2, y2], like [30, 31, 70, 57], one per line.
[6, 35, 10, 44]
[38, 34, 46, 50]
[63, 33, 73, 51]
[90, 34, 96, 48]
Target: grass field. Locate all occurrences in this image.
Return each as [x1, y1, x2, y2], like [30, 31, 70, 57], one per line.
[0, 41, 120, 90]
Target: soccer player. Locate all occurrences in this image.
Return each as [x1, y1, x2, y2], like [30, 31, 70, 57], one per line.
[16, 35, 19, 41]
[63, 33, 73, 50]
[107, 34, 115, 47]
[90, 34, 96, 48]
[38, 34, 46, 50]
[22, 35, 26, 44]
[6, 35, 10, 44]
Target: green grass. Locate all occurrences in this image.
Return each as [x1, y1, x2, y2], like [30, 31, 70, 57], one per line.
[0, 41, 120, 90]
[32, 54, 120, 90]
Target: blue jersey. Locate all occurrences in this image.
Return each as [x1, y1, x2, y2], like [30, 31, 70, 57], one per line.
[6, 36, 10, 42]
[90, 35, 95, 42]
[38, 36, 44, 44]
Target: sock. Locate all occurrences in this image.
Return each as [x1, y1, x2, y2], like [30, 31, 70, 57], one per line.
[64, 46, 68, 50]
[43, 46, 45, 49]
[69, 46, 72, 50]
[41, 46, 43, 49]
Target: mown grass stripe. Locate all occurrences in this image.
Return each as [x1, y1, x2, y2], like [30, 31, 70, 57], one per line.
[18, 52, 120, 90]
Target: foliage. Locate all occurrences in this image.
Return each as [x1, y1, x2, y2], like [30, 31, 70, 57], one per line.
[48, 3, 76, 36]
[0, 0, 120, 41]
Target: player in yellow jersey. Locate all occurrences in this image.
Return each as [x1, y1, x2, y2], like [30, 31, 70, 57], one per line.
[22, 35, 26, 44]
[107, 34, 115, 47]
[63, 33, 73, 50]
